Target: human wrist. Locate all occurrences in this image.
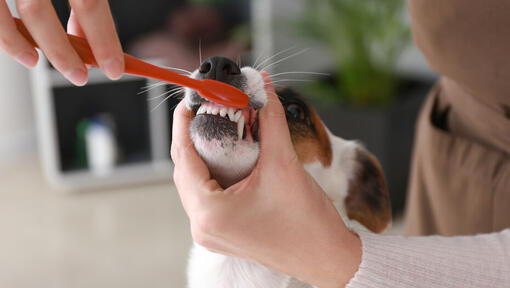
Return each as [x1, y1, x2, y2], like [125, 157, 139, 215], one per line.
[286, 183, 362, 287]
[315, 228, 361, 288]
[275, 201, 361, 288]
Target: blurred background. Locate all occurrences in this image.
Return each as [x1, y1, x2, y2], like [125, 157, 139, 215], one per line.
[0, 0, 437, 287]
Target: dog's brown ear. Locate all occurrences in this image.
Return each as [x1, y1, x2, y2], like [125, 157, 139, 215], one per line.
[344, 148, 391, 233]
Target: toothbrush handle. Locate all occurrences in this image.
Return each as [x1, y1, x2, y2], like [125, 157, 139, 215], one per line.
[13, 17, 202, 90]
[123, 54, 201, 90]
[14, 17, 95, 65]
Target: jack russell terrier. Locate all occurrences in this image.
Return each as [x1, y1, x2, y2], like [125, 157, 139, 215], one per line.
[183, 56, 391, 288]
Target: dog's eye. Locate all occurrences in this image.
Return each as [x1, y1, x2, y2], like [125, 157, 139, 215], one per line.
[286, 104, 305, 120]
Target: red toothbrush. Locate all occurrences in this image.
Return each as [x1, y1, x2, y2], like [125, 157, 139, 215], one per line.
[13, 17, 249, 109]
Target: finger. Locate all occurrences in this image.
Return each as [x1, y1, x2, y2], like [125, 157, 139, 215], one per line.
[67, 10, 91, 69]
[171, 100, 211, 185]
[0, 1, 38, 67]
[67, 10, 85, 37]
[171, 100, 225, 208]
[258, 72, 296, 162]
[171, 100, 196, 163]
[69, 0, 124, 80]
[16, 0, 87, 85]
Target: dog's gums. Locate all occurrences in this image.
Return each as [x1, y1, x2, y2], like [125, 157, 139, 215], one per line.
[194, 102, 258, 141]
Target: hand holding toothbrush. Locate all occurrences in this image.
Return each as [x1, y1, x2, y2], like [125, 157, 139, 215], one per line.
[0, 0, 123, 85]
[9, 15, 250, 107]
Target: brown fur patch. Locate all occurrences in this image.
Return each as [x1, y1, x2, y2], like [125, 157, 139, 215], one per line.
[291, 106, 332, 167]
[345, 148, 391, 233]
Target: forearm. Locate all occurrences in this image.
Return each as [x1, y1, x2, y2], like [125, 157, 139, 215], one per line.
[347, 229, 510, 288]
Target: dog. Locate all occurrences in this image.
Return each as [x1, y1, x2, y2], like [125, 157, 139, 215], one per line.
[183, 56, 391, 288]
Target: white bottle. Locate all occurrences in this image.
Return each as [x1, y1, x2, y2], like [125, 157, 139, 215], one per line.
[85, 118, 117, 176]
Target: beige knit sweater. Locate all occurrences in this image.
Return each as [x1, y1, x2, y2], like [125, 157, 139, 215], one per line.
[346, 229, 510, 287]
[345, 1, 510, 286]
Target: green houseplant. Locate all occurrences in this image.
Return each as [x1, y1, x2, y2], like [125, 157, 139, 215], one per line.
[296, 0, 409, 106]
[294, 0, 433, 213]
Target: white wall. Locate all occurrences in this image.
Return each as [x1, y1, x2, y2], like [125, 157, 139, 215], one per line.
[0, 1, 36, 166]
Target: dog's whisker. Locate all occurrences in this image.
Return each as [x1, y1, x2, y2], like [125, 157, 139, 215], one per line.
[151, 89, 185, 112]
[170, 101, 180, 111]
[141, 81, 165, 90]
[158, 65, 193, 75]
[138, 82, 168, 95]
[199, 39, 203, 64]
[269, 71, 330, 78]
[252, 49, 268, 69]
[252, 45, 274, 69]
[254, 46, 297, 71]
[269, 79, 315, 84]
[140, 82, 165, 92]
[151, 85, 183, 96]
[237, 55, 242, 68]
[273, 84, 287, 89]
[260, 48, 310, 72]
[255, 47, 296, 71]
[147, 87, 184, 101]
[166, 88, 185, 98]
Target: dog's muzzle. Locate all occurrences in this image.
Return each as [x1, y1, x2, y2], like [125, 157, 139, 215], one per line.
[189, 56, 258, 141]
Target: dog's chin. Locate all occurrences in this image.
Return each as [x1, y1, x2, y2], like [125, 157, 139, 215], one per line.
[190, 114, 260, 188]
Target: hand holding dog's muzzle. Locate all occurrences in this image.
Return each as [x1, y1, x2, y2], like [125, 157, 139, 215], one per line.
[171, 73, 362, 288]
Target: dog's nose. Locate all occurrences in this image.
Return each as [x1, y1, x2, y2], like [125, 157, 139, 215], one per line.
[198, 56, 241, 83]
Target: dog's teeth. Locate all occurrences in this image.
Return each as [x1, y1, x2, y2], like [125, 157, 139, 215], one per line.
[206, 105, 212, 114]
[228, 108, 235, 121]
[197, 106, 206, 115]
[237, 115, 245, 140]
[220, 108, 227, 117]
[211, 106, 219, 115]
[234, 110, 242, 122]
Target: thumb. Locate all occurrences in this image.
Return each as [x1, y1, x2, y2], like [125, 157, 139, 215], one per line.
[257, 72, 296, 163]
[171, 100, 212, 187]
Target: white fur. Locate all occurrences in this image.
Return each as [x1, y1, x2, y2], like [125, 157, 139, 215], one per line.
[185, 66, 365, 288]
[305, 132, 370, 233]
[239, 67, 267, 107]
[190, 136, 260, 188]
[188, 245, 291, 288]
[304, 131, 358, 224]
[184, 70, 200, 110]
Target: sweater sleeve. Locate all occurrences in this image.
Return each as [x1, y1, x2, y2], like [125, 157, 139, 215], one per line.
[346, 229, 510, 288]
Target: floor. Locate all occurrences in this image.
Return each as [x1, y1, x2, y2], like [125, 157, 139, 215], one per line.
[0, 155, 403, 288]
[0, 155, 191, 288]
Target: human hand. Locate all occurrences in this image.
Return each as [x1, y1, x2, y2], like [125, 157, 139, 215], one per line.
[0, 0, 124, 85]
[171, 73, 361, 288]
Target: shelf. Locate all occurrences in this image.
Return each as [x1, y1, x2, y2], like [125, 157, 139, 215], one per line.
[51, 160, 173, 191]
[31, 54, 174, 191]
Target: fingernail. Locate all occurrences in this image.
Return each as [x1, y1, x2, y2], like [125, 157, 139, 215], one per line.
[103, 57, 123, 80]
[66, 68, 88, 86]
[16, 51, 38, 68]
